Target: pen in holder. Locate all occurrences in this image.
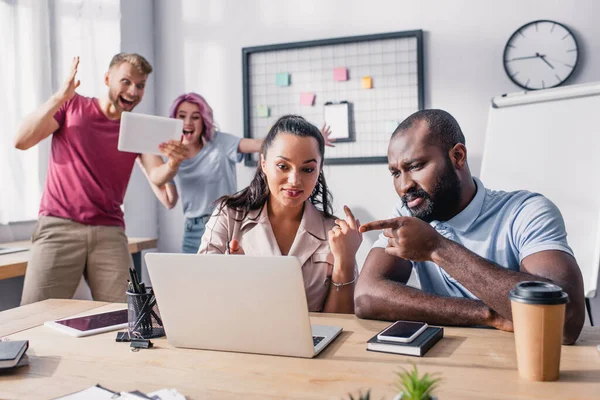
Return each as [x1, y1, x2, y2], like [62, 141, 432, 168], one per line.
[126, 287, 165, 339]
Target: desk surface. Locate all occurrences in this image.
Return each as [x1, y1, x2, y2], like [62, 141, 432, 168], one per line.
[0, 300, 599, 399]
[0, 238, 157, 281]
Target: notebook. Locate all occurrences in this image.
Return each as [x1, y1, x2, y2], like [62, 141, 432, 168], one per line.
[0, 340, 29, 369]
[367, 327, 443, 357]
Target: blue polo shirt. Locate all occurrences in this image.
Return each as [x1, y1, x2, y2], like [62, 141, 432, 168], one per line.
[372, 177, 574, 299]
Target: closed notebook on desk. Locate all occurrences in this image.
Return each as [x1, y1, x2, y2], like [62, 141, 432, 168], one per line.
[0, 340, 28, 369]
[367, 327, 443, 357]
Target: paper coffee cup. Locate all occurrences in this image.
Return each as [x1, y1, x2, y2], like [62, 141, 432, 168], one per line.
[509, 281, 569, 381]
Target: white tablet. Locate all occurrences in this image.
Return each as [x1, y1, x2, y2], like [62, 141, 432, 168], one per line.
[44, 309, 128, 337]
[118, 112, 183, 155]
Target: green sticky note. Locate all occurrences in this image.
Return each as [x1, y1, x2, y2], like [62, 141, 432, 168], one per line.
[257, 105, 270, 118]
[276, 72, 290, 87]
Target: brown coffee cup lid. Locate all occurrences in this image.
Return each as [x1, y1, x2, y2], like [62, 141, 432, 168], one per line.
[509, 281, 569, 305]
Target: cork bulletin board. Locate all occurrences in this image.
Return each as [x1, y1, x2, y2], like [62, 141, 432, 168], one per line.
[242, 30, 424, 165]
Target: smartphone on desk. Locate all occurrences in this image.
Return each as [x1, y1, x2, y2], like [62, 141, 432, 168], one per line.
[377, 321, 428, 343]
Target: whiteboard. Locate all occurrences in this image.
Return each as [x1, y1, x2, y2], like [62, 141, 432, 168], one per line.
[242, 30, 424, 165]
[480, 82, 600, 298]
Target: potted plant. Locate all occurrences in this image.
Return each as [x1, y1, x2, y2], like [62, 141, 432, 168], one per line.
[348, 390, 371, 400]
[392, 363, 441, 400]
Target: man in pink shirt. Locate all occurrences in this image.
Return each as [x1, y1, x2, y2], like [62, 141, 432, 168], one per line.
[14, 53, 186, 304]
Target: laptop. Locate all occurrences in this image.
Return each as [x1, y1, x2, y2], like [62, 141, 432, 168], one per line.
[145, 253, 343, 358]
[118, 112, 182, 155]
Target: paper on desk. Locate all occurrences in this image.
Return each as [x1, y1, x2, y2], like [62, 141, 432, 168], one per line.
[119, 392, 152, 399]
[147, 388, 186, 400]
[54, 385, 186, 400]
[54, 385, 118, 400]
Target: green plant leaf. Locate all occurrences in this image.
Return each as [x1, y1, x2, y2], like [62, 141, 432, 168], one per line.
[395, 363, 442, 400]
[348, 389, 371, 400]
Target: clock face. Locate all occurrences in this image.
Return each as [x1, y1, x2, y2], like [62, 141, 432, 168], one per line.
[503, 20, 579, 90]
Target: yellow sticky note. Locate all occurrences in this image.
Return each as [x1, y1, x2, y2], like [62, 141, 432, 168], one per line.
[362, 76, 372, 89]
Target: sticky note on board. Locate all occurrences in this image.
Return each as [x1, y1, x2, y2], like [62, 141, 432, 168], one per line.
[257, 105, 270, 118]
[362, 76, 373, 89]
[275, 72, 290, 86]
[333, 67, 348, 81]
[300, 93, 315, 106]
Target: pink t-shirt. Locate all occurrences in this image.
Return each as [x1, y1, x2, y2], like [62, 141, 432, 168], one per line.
[39, 93, 138, 228]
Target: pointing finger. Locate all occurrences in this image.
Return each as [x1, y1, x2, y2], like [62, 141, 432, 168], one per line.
[343, 205, 356, 230]
[359, 217, 406, 233]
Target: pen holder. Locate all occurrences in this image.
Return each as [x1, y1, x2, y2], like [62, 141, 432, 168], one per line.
[126, 288, 165, 339]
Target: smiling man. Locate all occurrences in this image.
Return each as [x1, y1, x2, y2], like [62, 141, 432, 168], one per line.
[14, 53, 187, 305]
[354, 109, 585, 344]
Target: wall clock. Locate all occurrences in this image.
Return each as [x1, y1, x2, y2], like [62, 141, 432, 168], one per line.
[503, 20, 579, 90]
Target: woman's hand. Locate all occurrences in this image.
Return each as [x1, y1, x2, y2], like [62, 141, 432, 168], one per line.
[320, 124, 335, 147]
[228, 239, 245, 255]
[160, 138, 189, 171]
[328, 205, 362, 272]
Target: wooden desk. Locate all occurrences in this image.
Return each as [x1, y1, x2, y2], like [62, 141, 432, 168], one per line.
[0, 237, 157, 281]
[1, 300, 599, 399]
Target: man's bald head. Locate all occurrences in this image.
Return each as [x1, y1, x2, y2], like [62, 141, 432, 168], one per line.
[392, 109, 466, 154]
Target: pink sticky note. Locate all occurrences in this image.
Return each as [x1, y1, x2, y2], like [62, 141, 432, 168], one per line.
[300, 93, 315, 106]
[334, 67, 348, 81]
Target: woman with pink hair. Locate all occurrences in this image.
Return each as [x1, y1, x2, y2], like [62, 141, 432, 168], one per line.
[151, 92, 332, 253]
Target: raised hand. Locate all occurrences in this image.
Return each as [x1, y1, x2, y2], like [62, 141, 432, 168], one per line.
[328, 205, 362, 264]
[55, 56, 81, 103]
[320, 123, 335, 147]
[160, 138, 189, 171]
[359, 216, 445, 262]
[228, 239, 245, 255]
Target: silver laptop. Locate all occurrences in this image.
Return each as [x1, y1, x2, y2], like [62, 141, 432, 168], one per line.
[145, 253, 343, 358]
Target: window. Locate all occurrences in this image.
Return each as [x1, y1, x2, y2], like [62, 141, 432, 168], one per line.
[0, 0, 52, 223]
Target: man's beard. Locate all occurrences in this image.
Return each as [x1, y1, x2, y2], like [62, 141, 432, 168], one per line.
[108, 90, 124, 113]
[401, 158, 462, 223]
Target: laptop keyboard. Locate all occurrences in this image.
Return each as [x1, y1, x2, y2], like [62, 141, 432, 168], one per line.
[313, 336, 325, 346]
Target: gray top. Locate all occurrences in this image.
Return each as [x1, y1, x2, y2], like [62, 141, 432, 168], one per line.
[372, 177, 574, 299]
[174, 131, 242, 218]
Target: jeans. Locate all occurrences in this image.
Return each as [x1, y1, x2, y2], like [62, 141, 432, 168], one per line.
[182, 215, 210, 254]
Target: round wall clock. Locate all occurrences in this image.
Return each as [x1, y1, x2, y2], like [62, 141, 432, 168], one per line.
[503, 20, 579, 90]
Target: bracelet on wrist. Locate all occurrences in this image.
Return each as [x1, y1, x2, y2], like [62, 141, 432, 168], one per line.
[325, 274, 357, 291]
